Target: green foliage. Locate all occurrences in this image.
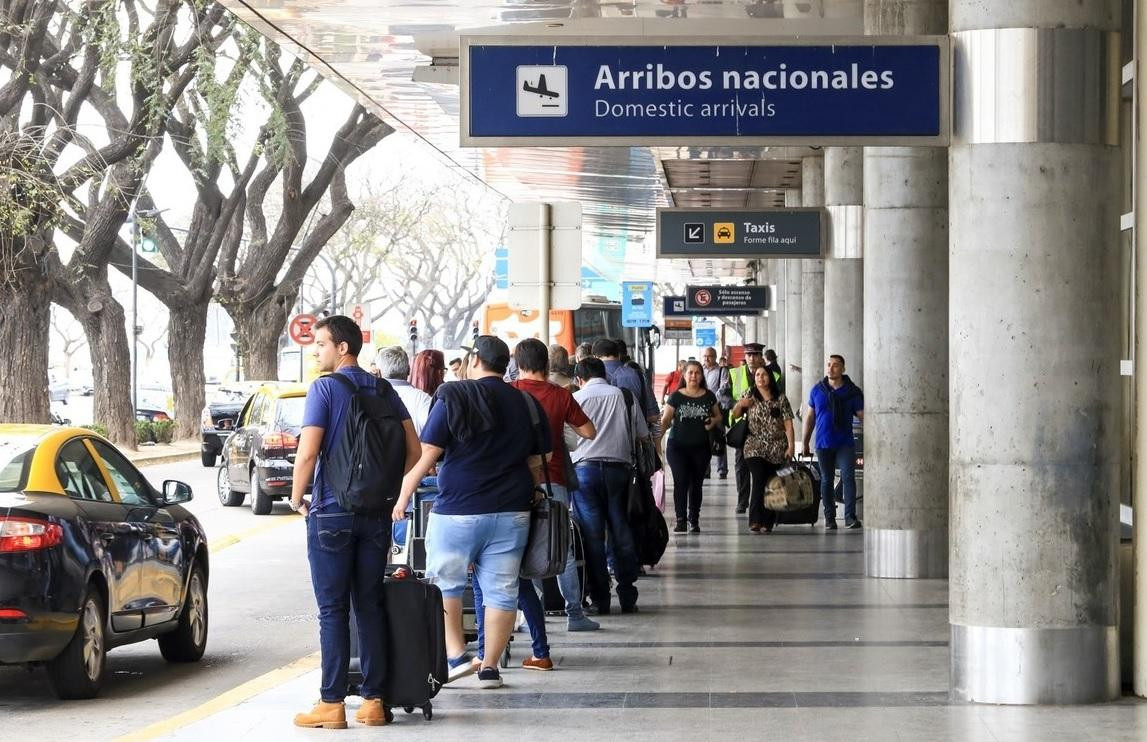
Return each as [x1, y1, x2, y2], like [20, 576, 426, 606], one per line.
[81, 424, 109, 437]
[153, 419, 175, 443]
[135, 420, 155, 445]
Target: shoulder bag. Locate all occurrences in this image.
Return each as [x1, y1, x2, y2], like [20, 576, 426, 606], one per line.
[517, 391, 571, 580]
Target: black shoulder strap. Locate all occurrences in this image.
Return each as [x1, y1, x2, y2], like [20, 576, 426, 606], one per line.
[518, 390, 553, 497]
[328, 371, 359, 394]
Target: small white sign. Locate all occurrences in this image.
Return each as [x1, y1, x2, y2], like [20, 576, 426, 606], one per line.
[516, 66, 567, 117]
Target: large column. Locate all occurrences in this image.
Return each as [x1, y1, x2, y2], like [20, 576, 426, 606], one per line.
[824, 147, 864, 386]
[784, 257, 802, 400]
[862, 2, 949, 583]
[1136, 0, 1147, 699]
[949, 0, 1122, 704]
[800, 158, 825, 412]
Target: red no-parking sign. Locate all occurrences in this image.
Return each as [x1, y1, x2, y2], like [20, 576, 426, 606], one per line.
[289, 313, 318, 345]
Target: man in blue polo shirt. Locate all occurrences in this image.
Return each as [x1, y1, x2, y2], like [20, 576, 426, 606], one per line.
[392, 336, 550, 690]
[801, 354, 865, 531]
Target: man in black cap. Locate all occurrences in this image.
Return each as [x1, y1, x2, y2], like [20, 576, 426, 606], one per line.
[728, 343, 767, 514]
[393, 335, 551, 690]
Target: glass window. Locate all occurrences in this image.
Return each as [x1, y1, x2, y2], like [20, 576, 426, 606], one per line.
[246, 394, 267, 427]
[276, 397, 305, 427]
[0, 442, 32, 492]
[56, 439, 113, 502]
[89, 440, 154, 507]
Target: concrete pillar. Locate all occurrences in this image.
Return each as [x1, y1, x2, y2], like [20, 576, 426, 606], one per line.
[784, 257, 803, 402]
[949, 0, 1122, 704]
[1134, 0, 1147, 700]
[824, 147, 864, 387]
[800, 157, 825, 418]
[861, 2, 949, 583]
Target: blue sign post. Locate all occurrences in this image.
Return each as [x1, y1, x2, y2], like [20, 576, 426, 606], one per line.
[462, 37, 949, 146]
[622, 281, 654, 328]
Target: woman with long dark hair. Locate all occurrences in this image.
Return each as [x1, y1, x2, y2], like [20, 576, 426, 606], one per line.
[410, 349, 446, 396]
[658, 360, 722, 534]
[731, 365, 795, 533]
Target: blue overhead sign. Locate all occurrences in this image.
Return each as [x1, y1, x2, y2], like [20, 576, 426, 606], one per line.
[622, 281, 654, 328]
[461, 36, 949, 146]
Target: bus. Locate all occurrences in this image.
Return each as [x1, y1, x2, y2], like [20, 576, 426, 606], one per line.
[480, 300, 635, 355]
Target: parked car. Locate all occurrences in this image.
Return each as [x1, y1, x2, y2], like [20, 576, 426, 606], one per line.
[49, 378, 69, 403]
[200, 381, 271, 468]
[217, 382, 308, 515]
[135, 408, 171, 423]
[0, 424, 208, 699]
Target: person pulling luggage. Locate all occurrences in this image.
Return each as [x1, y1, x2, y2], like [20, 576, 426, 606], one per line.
[658, 360, 722, 534]
[290, 316, 421, 729]
[801, 354, 865, 530]
[731, 366, 795, 533]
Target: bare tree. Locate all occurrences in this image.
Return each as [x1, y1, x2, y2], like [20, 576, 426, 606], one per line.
[367, 190, 504, 348]
[212, 43, 392, 379]
[1, 0, 230, 443]
[50, 307, 86, 380]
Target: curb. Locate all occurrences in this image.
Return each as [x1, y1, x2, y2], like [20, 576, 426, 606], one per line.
[131, 451, 202, 468]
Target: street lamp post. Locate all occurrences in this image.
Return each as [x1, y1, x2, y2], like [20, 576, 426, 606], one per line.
[127, 205, 165, 418]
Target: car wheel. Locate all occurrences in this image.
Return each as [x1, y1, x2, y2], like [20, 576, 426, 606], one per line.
[159, 565, 208, 663]
[47, 586, 107, 700]
[201, 450, 217, 468]
[217, 465, 244, 507]
[250, 470, 273, 516]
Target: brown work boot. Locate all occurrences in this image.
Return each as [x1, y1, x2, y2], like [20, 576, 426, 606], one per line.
[293, 700, 348, 729]
[355, 698, 388, 726]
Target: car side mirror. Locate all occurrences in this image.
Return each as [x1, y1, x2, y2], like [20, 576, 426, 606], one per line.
[163, 480, 193, 505]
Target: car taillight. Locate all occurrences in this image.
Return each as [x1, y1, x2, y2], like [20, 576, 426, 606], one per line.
[0, 608, 27, 620]
[201, 406, 212, 428]
[0, 518, 64, 553]
[264, 432, 298, 450]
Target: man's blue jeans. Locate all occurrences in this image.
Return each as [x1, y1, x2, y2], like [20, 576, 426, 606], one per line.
[306, 510, 391, 702]
[572, 461, 639, 610]
[473, 577, 549, 660]
[816, 444, 858, 524]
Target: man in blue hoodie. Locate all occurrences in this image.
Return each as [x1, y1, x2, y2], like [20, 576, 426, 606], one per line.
[801, 354, 864, 530]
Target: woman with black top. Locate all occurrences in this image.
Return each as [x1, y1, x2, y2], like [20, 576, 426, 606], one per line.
[731, 365, 795, 533]
[658, 360, 722, 534]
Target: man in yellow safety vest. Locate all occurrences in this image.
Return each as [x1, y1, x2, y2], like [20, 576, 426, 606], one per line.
[729, 343, 766, 514]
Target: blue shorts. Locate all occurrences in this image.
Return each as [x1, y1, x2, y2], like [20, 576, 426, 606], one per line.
[425, 511, 530, 612]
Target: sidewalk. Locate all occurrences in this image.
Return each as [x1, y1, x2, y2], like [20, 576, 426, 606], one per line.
[124, 438, 202, 467]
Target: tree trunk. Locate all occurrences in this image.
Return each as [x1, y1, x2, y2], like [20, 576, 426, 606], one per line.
[0, 271, 53, 424]
[168, 303, 208, 440]
[78, 285, 136, 448]
[232, 297, 291, 381]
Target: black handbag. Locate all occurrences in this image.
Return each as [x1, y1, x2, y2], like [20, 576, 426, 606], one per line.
[517, 391, 571, 580]
[725, 417, 749, 449]
[708, 426, 727, 455]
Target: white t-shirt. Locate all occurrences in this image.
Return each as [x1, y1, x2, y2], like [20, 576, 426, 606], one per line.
[389, 380, 432, 435]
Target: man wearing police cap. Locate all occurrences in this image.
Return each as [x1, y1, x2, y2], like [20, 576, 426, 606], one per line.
[728, 343, 767, 513]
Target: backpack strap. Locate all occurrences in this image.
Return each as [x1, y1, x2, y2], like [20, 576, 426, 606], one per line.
[518, 390, 553, 498]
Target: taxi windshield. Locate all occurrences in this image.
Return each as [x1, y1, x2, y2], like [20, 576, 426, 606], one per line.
[0, 438, 35, 492]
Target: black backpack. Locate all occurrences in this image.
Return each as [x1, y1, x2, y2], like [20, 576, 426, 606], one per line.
[324, 373, 407, 514]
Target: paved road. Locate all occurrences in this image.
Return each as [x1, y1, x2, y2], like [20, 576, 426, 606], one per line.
[0, 459, 318, 739]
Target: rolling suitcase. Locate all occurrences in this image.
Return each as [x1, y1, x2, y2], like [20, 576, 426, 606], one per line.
[770, 461, 821, 527]
[347, 573, 448, 722]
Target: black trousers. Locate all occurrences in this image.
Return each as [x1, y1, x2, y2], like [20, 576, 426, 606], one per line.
[667, 438, 710, 524]
[714, 415, 728, 475]
[746, 457, 781, 529]
[734, 447, 750, 510]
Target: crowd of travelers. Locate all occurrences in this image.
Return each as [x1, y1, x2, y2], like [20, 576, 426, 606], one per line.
[288, 314, 864, 728]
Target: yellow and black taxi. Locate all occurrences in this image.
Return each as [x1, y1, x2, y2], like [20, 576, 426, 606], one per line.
[0, 425, 208, 699]
[217, 382, 308, 515]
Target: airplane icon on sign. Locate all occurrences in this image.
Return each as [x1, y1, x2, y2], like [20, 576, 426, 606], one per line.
[523, 74, 560, 99]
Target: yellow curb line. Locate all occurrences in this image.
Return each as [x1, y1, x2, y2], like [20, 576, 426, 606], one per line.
[208, 515, 302, 555]
[114, 651, 321, 742]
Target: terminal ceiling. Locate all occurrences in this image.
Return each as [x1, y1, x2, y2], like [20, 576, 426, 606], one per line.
[223, 1, 865, 281]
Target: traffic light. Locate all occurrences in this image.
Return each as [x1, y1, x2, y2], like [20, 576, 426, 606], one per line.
[471, 320, 480, 341]
[408, 319, 418, 342]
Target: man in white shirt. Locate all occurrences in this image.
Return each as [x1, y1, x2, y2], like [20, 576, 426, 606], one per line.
[374, 346, 432, 434]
